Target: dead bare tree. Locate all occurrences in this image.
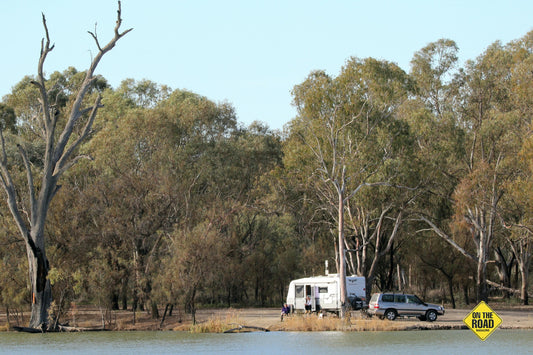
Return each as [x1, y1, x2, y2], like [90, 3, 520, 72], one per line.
[0, 2, 131, 329]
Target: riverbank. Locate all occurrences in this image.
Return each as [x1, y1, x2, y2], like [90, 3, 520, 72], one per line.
[2, 305, 533, 332]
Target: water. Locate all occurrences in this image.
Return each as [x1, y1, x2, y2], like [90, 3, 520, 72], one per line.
[0, 330, 531, 354]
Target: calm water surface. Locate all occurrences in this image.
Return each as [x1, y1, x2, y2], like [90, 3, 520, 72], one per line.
[0, 330, 531, 354]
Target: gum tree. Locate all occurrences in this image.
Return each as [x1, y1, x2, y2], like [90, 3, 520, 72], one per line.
[0, 2, 131, 329]
[288, 57, 411, 317]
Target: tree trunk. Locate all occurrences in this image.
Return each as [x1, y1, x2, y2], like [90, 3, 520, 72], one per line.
[447, 276, 456, 309]
[476, 240, 489, 303]
[169, 304, 174, 317]
[190, 288, 197, 325]
[27, 244, 52, 329]
[494, 247, 513, 299]
[476, 261, 488, 303]
[151, 301, 159, 319]
[337, 190, 347, 318]
[159, 304, 170, 328]
[386, 245, 394, 290]
[519, 263, 529, 305]
[463, 284, 470, 305]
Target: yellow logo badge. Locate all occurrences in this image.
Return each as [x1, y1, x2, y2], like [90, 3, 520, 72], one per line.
[463, 301, 502, 341]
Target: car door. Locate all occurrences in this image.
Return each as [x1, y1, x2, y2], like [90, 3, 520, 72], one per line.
[405, 294, 426, 316]
[393, 294, 407, 314]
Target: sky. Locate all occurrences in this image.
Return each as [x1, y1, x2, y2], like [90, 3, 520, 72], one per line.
[1, 1, 533, 131]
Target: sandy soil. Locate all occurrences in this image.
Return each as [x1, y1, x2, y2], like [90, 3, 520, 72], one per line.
[195, 306, 533, 330]
[2, 305, 533, 331]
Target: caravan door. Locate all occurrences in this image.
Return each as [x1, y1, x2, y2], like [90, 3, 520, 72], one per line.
[294, 284, 306, 310]
[294, 284, 316, 311]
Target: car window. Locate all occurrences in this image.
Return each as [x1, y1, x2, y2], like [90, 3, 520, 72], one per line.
[394, 295, 406, 303]
[381, 294, 394, 302]
[406, 295, 421, 304]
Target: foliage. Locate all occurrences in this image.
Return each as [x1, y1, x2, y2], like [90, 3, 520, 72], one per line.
[3, 28, 533, 321]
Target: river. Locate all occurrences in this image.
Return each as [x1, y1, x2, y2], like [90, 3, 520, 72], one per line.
[0, 329, 531, 354]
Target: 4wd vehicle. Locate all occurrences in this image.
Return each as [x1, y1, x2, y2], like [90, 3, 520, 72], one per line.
[367, 293, 444, 322]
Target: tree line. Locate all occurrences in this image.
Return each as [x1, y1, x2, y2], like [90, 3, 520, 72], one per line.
[1, 11, 533, 327]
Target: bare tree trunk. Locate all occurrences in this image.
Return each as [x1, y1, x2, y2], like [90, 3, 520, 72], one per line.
[26, 238, 52, 329]
[519, 264, 529, 305]
[190, 288, 197, 325]
[337, 190, 347, 318]
[476, 260, 488, 303]
[506, 233, 531, 306]
[463, 284, 470, 305]
[494, 247, 513, 299]
[0, 2, 131, 330]
[447, 276, 456, 309]
[476, 234, 489, 303]
[160, 304, 170, 328]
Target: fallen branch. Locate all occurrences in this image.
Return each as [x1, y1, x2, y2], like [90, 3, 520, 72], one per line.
[224, 325, 270, 333]
[486, 280, 533, 299]
[11, 326, 43, 333]
[12, 324, 109, 333]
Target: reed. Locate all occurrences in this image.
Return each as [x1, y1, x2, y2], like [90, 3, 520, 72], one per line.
[277, 313, 405, 332]
[352, 317, 404, 331]
[278, 314, 351, 331]
[187, 312, 244, 333]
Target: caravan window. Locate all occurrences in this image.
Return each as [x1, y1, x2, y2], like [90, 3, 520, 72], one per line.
[318, 287, 328, 294]
[295, 285, 304, 297]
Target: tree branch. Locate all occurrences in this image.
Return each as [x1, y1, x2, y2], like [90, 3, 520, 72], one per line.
[417, 214, 476, 262]
[0, 132, 31, 241]
[54, 95, 102, 177]
[53, 1, 132, 169]
[17, 144, 37, 222]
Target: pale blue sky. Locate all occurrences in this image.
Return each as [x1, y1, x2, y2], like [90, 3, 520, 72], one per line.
[1, 1, 532, 130]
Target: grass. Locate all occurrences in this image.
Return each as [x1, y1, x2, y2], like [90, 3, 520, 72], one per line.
[276, 313, 404, 332]
[187, 311, 244, 333]
[279, 314, 351, 331]
[352, 317, 404, 331]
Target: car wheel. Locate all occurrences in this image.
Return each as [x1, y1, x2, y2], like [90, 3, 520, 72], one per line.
[426, 310, 438, 322]
[384, 309, 397, 321]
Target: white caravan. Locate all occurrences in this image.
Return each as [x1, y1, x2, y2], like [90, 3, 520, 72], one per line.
[286, 274, 366, 313]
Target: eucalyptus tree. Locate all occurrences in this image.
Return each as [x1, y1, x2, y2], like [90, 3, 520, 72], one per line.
[414, 36, 533, 303]
[493, 31, 533, 304]
[288, 57, 411, 315]
[0, 3, 130, 328]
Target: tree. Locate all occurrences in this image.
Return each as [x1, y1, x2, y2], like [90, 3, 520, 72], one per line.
[288, 57, 411, 316]
[0, 3, 131, 328]
[413, 36, 533, 303]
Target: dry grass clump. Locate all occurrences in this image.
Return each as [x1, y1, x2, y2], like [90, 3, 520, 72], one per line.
[278, 314, 351, 331]
[187, 312, 244, 333]
[276, 313, 405, 332]
[352, 317, 404, 331]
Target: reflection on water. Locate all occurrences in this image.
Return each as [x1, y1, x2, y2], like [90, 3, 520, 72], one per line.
[0, 329, 531, 354]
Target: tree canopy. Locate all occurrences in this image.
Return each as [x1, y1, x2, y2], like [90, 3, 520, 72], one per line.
[2, 22, 533, 328]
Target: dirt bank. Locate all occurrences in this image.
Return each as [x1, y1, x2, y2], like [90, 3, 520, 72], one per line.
[195, 306, 533, 331]
[2, 305, 533, 332]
